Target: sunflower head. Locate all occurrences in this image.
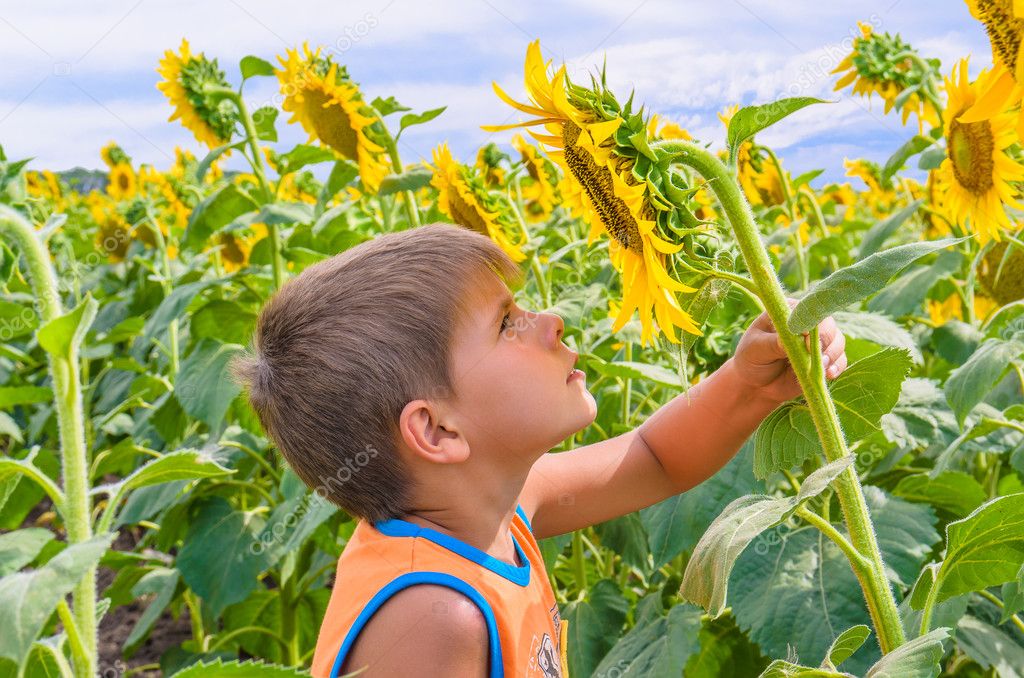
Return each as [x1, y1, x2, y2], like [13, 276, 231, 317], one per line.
[966, 0, 1024, 81]
[511, 134, 559, 222]
[107, 163, 137, 201]
[275, 43, 391, 193]
[938, 57, 1024, 244]
[832, 22, 942, 133]
[101, 142, 131, 169]
[431, 143, 527, 263]
[475, 143, 509, 187]
[483, 40, 705, 345]
[157, 39, 237, 149]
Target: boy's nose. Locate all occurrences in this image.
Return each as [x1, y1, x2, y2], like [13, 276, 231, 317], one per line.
[547, 311, 564, 346]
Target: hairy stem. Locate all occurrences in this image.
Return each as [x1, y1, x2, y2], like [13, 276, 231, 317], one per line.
[656, 141, 907, 653]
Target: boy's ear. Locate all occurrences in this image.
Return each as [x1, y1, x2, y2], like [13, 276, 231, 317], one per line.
[398, 399, 470, 465]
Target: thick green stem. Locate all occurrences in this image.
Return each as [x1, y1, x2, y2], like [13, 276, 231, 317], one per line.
[206, 85, 284, 289]
[656, 142, 907, 653]
[0, 205, 97, 676]
[382, 132, 422, 228]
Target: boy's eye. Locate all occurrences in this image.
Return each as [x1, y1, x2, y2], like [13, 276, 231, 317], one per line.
[499, 311, 511, 334]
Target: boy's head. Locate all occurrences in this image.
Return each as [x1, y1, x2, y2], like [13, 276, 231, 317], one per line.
[231, 223, 597, 523]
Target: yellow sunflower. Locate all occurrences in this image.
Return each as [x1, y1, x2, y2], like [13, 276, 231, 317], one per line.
[431, 143, 527, 263]
[937, 57, 1024, 244]
[959, 0, 1024, 140]
[483, 40, 700, 345]
[511, 134, 558, 222]
[832, 22, 942, 134]
[100, 142, 130, 169]
[218, 223, 270, 272]
[107, 163, 137, 201]
[156, 39, 237, 149]
[276, 43, 391, 193]
[475, 143, 508, 187]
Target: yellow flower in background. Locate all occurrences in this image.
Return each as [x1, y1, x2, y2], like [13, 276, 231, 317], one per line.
[717, 104, 739, 128]
[157, 39, 237, 149]
[475, 143, 507, 188]
[100, 142, 131, 169]
[483, 40, 701, 345]
[218, 223, 270, 272]
[276, 43, 391, 193]
[974, 293, 999, 321]
[511, 134, 558, 222]
[959, 0, 1024, 140]
[927, 293, 962, 325]
[832, 22, 942, 134]
[107, 163, 137, 201]
[431, 143, 527, 263]
[937, 57, 1024, 244]
[648, 114, 693, 141]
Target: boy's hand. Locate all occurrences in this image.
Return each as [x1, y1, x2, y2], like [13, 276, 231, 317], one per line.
[732, 298, 847, 404]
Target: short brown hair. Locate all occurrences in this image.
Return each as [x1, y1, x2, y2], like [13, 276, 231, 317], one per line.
[230, 223, 524, 523]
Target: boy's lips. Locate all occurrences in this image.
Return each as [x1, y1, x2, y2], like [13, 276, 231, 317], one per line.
[566, 351, 583, 383]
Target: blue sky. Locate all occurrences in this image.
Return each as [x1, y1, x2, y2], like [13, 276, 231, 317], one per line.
[0, 0, 990, 186]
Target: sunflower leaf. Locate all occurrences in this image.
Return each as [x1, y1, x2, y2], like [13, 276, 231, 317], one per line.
[944, 337, 1024, 426]
[397, 106, 447, 138]
[679, 455, 854, 617]
[239, 56, 275, 81]
[863, 628, 950, 678]
[883, 136, 933, 181]
[788, 237, 967, 334]
[252, 106, 278, 142]
[378, 166, 434, 196]
[727, 98, 829, 160]
[857, 199, 923, 258]
[824, 625, 872, 669]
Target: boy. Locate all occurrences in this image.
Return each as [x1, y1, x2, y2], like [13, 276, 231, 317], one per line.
[231, 222, 847, 678]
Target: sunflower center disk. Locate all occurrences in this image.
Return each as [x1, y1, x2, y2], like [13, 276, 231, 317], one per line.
[561, 121, 644, 254]
[976, 0, 1023, 75]
[948, 114, 996, 195]
[304, 89, 360, 159]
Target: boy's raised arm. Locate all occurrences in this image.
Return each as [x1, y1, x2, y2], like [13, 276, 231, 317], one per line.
[518, 306, 847, 540]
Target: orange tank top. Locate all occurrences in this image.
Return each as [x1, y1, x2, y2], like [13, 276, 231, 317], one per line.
[310, 504, 570, 677]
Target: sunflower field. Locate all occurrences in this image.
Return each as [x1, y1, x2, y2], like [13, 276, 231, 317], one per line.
[2, 3, 1024, 677]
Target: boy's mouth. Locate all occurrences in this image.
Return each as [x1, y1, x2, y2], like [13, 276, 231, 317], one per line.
[566, 351, 582, 382]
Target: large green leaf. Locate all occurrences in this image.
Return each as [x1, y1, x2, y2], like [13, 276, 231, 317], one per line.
[0, 534, 113, 667]
[170, 659, 311, 677]
[930, 493, 1024, 604]
[956, 612, 1024, 678]
[184, 184, 259, 250]
[377, 165, 434, 196]
[174, 339, 245, 431]
[125, 567, 180, 649]
[176, 497, 265, 616]
[831, 311, 922, 364]
[944, 337, 1024, 426]
[135, 280, 211, 361]
[119, 448, 233, 492]
[857, 200, 923, 258]
[753, 348, 912, 479]
[759, 660, 851, 677]
[727, 98, 827, 157]
[591, 595, 703, 678]
[680, 456, 854, 616]
[588, 358, 683, 388]
[36, 294, 97, 357]
[789, 238, 965, 334]
[252, 492, 337, 572]
[0, 385, 52, 408]
[824, 625, 871, 669]
[866, 250, 962, 317]
[0, 528, 51, 577]
[728, 489, 939, 674]
[863, 627, 949, 678]
[563, 578, 629, 678]
[640, 439, 759, 569]
[893, 471, 987, 518]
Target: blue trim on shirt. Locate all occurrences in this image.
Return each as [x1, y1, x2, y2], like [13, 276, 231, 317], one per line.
[330, 571, 503, 678]
[514, 503, 533, 533]
[373, 510, 531, 587]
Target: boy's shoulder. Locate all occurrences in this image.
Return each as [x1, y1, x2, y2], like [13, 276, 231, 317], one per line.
[341, 583, 488, 677]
